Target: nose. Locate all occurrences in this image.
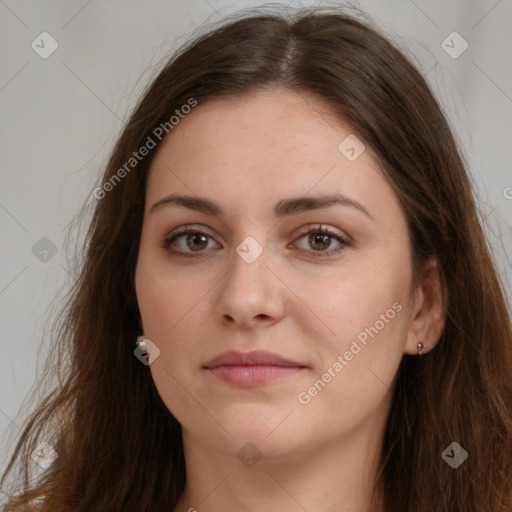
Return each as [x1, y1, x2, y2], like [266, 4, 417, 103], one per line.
[213, 240, 286, 330]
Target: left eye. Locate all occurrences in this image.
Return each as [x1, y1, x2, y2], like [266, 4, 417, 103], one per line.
[293, 227, 349, 257]
[161, 225, 349, 258]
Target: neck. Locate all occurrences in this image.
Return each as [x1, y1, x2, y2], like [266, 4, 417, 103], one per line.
[173, 416, 387, 512]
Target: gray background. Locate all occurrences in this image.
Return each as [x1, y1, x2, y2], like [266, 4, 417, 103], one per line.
[1, 0, 511, 485]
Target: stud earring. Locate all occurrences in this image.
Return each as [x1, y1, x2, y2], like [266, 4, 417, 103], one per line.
[417, 342, 426, 356]
[136, 335, 147, 351]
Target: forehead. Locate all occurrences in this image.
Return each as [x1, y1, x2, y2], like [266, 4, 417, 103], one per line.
[154, 88, 354, 166]
[145, 88, 400, 226]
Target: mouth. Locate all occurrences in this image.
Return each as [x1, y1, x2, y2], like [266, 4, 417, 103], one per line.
[203, 350, 308, 388]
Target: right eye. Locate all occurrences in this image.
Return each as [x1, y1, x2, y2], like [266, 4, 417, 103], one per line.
[161, 225, 221, 258]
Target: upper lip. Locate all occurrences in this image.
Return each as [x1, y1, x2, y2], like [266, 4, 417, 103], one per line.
[203, 350, 306, 368]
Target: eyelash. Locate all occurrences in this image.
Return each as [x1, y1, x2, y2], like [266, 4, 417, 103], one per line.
[161, 224, 350, 259]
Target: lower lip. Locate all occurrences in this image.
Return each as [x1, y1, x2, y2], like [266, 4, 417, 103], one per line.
[207, 365, 305, 387]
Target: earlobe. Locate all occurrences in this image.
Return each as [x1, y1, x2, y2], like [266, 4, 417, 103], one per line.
[404, 257, 448, 356]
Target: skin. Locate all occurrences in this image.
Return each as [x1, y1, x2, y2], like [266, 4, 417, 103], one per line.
[134, 88, 447, 512]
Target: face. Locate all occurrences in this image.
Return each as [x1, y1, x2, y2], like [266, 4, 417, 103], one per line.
[135, 88, 420, 463]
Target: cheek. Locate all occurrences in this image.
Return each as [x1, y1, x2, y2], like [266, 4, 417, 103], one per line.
[136, 273, 208, 427]
[135, 247, 205, 340]
[299, 269, 409, 402]
[295, 287, 406, 431]
[303, 263, 407, 342]
[135, 256, 213, 391]
[136, 277, 207, 375]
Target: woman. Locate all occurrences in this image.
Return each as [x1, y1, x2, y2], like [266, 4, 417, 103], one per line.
[2, 5, 512, 511]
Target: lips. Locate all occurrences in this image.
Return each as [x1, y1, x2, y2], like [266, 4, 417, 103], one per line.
[203, 350, 308, 388]
[203, 350, 306, 369]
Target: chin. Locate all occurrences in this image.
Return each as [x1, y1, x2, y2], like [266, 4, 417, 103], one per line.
[190, 410, 316, 463]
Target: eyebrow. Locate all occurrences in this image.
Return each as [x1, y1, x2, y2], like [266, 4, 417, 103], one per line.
[149, 193, 374, 220]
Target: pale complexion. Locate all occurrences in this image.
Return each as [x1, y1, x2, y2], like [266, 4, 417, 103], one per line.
[134, 88, 446, 512]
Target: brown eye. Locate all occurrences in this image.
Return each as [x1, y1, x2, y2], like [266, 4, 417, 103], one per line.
[161, 226, 220, 257]
[308, 232, 332, 251]
[293, 226, 350, 258]
[183, 233, 209, 252]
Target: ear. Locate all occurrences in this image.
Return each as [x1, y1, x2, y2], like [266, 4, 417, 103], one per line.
[404, 257, 448, 355]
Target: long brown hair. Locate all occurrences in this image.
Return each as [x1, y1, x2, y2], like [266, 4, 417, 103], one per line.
[2, 5, 512, 511]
